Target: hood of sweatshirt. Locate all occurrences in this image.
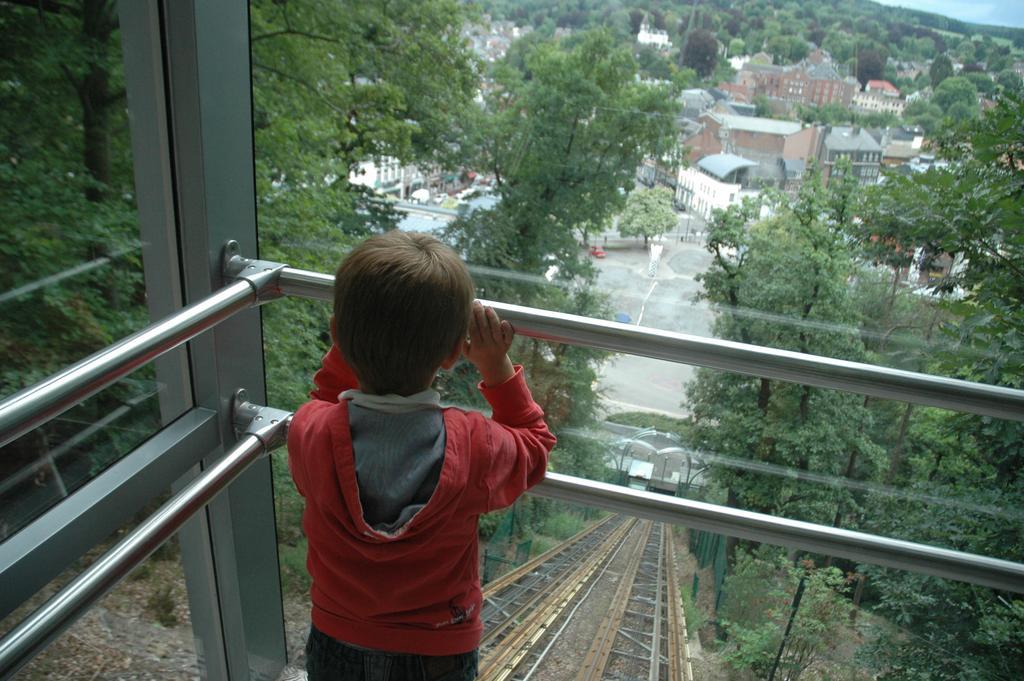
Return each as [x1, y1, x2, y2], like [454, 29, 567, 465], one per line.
[325, 400, 479, 559]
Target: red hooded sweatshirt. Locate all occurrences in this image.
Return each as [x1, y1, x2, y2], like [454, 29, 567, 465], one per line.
[287, 346, 555, 655]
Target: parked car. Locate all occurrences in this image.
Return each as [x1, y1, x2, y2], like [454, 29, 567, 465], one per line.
[589, 245, 606, 258]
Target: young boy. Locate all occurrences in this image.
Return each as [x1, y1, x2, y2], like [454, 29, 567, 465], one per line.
[287, 230, 556, 680]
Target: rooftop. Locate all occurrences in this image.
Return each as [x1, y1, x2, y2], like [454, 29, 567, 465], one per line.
[712, 113, 803, 136]
[698, 153, 758, 181]
[824, 126, 882, 153]
[866, 79, 900, 95]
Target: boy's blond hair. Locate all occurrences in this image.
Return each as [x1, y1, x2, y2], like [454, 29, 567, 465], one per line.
[333, 230, 474, 395]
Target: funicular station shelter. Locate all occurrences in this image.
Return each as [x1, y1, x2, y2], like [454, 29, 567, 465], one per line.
[1, 2, 1024, 680]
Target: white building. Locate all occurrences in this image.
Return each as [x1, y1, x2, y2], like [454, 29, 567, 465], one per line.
[637, 19, 672, 51]
[676, 154, 758, 219]
[852, 91, 906, 116]
[348, 158, 426, 199]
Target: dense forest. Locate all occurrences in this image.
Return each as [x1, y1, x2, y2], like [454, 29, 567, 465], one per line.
[0, 1, 161, 539]
[1, 0, 1021, 679]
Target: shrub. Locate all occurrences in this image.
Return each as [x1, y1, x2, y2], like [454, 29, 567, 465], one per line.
[146, 584, 179, 627]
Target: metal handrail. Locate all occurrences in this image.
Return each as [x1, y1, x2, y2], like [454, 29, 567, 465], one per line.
[532, 473, 1024, 594]
[0, 413, 290, 681]
[278, 266, 1024, 422]
[0, 279, 256, 450]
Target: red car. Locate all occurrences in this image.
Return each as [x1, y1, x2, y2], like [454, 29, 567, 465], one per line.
[589, 245, 606, 258]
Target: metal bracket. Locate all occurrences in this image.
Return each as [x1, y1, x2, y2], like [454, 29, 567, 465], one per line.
[232, 389, 292, 454]
[222, 240, 287, 305]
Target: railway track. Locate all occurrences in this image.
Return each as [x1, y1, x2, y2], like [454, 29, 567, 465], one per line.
[479, 516, 693, 681]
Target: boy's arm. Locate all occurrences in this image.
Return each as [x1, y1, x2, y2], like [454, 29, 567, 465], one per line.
[310, 344, 359, 402]
[477, 366, 556, 511]
[462, 302, 555, 510]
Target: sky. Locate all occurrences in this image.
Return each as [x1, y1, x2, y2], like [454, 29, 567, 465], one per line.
[871, 1, 1024, 29]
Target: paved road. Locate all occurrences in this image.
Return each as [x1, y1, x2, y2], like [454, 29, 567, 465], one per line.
[590, 224, 715, 419]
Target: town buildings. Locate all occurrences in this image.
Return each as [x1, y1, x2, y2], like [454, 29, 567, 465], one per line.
[682, 112, 821, 189]
[852, 91, 907, 116]
[736, 59, 859, 108]
[853, 80, 906, 116]
[818, 126, 883, 185]
[675, 154, 758, 219]
[875, 126, 926, 166]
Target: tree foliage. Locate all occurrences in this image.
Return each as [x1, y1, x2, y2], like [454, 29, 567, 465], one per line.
[250, 0, 480, 409]
[617, 186, 677, 246]
[855, 48, 885, 86]
[681, 29, 719, 78]
[845, 93, 1024, 680]
[720, 547, 855, 680]
[929, 54, 954, 88]
[931, 76, 979, 117]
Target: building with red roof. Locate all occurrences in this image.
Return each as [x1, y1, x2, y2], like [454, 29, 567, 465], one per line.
[866, 79, 900, 97]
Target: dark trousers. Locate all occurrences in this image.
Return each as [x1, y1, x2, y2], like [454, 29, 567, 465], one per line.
[305, 625, 479, 681]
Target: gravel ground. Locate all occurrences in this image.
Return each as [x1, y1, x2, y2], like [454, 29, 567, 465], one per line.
[7, 559, 199, 681]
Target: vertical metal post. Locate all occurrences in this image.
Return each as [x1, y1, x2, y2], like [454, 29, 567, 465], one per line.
[161, 1, 286, 679]
[118, 0, 191, 425]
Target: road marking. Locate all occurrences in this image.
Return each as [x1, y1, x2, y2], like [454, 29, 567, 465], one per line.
[598, 397, 690, 419]
[636, 280, 659, 326]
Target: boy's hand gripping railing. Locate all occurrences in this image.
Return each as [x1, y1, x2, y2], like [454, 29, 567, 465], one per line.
[0, 397, 292, 681]
[0, 241, 286, 450]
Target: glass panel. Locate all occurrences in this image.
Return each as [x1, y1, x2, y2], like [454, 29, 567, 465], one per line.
[0, 0, 173, 538]
[251, 0, 1021, 387]
[252, 0, 1022, 676]
[0, 520, 200, 679]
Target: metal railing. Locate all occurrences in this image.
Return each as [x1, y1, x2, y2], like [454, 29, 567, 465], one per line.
[0, 279, 255, 450]
[0, 405, 291, 681]
[2, 252, 1024, 677]
[533, 473, 1024, 593]
[277, 266, 1024, 422]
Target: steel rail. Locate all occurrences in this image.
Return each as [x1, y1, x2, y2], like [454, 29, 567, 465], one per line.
[276, 266, 1024, 422]
[663, 528, 689, 681]
[483, 515, 614, 595]
[480, 518, 636, 653]
[0, 279, 257, 449]
[482, 519, 640, 681]
[645, 525, 665, 681]
[577, 521, 653, 681]
[531, 472, 1024, 594]
[0, 420, 286, 681]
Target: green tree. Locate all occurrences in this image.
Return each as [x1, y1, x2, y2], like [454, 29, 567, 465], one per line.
[929, 53, 954, 88]
[931, 75, 978, 116]
[955, 39, 976, 64]
[681, 29, 719, 78]
[728, 37, 745, 56]
[754, 95, 773, 118]
[902, 100, 944, 134]
[636, 45, 673, 81]
[687, 166, 879, 545]
[442, 29, 678, 433]
[1, 1, 143, 389]
[963, 71, 996, 98]
[617, 187, 677, 247]
[851, 94, 1024, 680]
[997, 69, 1023, 95]
[1, 1, 160, 536]
[719, 547, 856, 680]
[250, 0, 480, 409]
[450, 29, 680, 281]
